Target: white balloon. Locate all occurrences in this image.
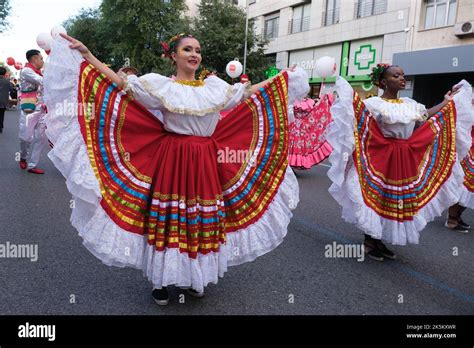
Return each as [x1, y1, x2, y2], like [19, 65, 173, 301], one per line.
[226, 59, 243, 79]
[315, 56, 337, 78]
[36, 32, 53, 51]
[51, 25, 67, 39]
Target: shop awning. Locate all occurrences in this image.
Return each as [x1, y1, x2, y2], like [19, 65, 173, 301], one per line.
[393, 44, 474, 75]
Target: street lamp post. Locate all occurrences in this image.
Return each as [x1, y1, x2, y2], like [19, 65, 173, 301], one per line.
[243, 0, 249, 74]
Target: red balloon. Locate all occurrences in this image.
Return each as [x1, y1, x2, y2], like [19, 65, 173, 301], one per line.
[14, 63, 21, 70]
[6, 57, 15, 66]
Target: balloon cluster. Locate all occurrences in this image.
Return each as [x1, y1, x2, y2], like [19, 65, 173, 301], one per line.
[36, 25, 67, 54]
[6, 57, 22, 70]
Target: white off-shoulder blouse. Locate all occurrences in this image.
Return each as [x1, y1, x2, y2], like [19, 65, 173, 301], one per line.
[364, 97, 428, 139]
[123, 67, 310, 137]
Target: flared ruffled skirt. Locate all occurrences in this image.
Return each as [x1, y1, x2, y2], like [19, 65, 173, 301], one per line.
[43, 40, 299, 292]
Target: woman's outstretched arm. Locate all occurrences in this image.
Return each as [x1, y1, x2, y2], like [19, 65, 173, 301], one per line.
[248, 65, 296, 95]
[426, 86, 461, 117]
[60, 33, 125, 88]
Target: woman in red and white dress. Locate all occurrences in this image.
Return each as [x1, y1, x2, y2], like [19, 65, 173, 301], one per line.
[43, 33, 309, 305]
[327, 63, 473, 261]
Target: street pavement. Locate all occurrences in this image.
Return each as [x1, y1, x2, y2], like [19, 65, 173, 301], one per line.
[0, 109, 473, 315]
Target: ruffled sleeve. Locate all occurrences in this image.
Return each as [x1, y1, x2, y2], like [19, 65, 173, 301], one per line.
[222, 81, 252, 111]
[403, 98, 428, 122]
[415, 100, 429, 120]
[123, 73, 169, 110]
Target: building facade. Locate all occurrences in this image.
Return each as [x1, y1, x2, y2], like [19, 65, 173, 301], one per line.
[247, 0, 474, 101]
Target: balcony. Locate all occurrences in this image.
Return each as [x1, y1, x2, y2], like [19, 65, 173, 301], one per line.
[322, 8, 341, 26]
[354, 0, 388, 19]
[289, 16, 311, 34]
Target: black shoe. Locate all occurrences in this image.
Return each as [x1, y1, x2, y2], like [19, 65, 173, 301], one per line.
[0, 129, 3, 133]
[445, 220, 469, 234]
[457, 217, 471, 230]
[185, 288, 205, 298]
[364, 240, 384, 261]
[152, 287, 169, 306]
[375, 240, 396, 260]
[366, 248, 385, 262]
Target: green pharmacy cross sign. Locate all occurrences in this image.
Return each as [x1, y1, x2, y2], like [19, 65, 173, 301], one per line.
[265, 66, 280, 78]
[354, 44, 376, 70]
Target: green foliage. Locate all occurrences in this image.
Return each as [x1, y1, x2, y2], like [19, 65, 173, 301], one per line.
[63, 0, 271, 81]
[63, 8, 110, 64]
[65, 0, 190, 73]
[0, 0, 11, 33]
[194, 0, 271, 82]
[99, 0, 191, 74]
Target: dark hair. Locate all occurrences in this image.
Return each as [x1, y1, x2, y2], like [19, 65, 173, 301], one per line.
[26, 49, 41, 62]
[369, 63, 397, 88]
[0, 67, 6, 76]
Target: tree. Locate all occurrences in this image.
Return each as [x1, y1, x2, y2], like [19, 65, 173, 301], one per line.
[0, 0, 11, 33]
[63, 0, 272, 80]
[99, 0, 190, 73]
[193, 0, 271, 82]
[63, 8, 111, 65]
[64, 0, 190, 74]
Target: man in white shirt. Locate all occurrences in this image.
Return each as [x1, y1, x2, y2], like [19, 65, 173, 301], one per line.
[19, 49, 48, 174]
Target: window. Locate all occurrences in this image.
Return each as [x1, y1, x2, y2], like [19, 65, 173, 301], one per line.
[291, 3, 311, 33]
[424, 0, 457, 29]
[264, 13, 280, 39]
[323, 0, 340, 26]
[355, 0, 387, 18]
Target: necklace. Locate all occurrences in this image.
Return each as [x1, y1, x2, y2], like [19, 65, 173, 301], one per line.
[175, 79, 205, 87]
[174, 69, 210, 88]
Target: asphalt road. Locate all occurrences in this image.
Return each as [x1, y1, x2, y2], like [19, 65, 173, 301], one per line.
[0, 109, 473, 315]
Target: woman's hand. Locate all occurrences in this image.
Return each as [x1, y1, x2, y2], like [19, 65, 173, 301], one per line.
[444, 85, 461, 101]
[59, 32, 124, 88]
[428, 84, 462, 117]
[60, 33, 91, 58]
